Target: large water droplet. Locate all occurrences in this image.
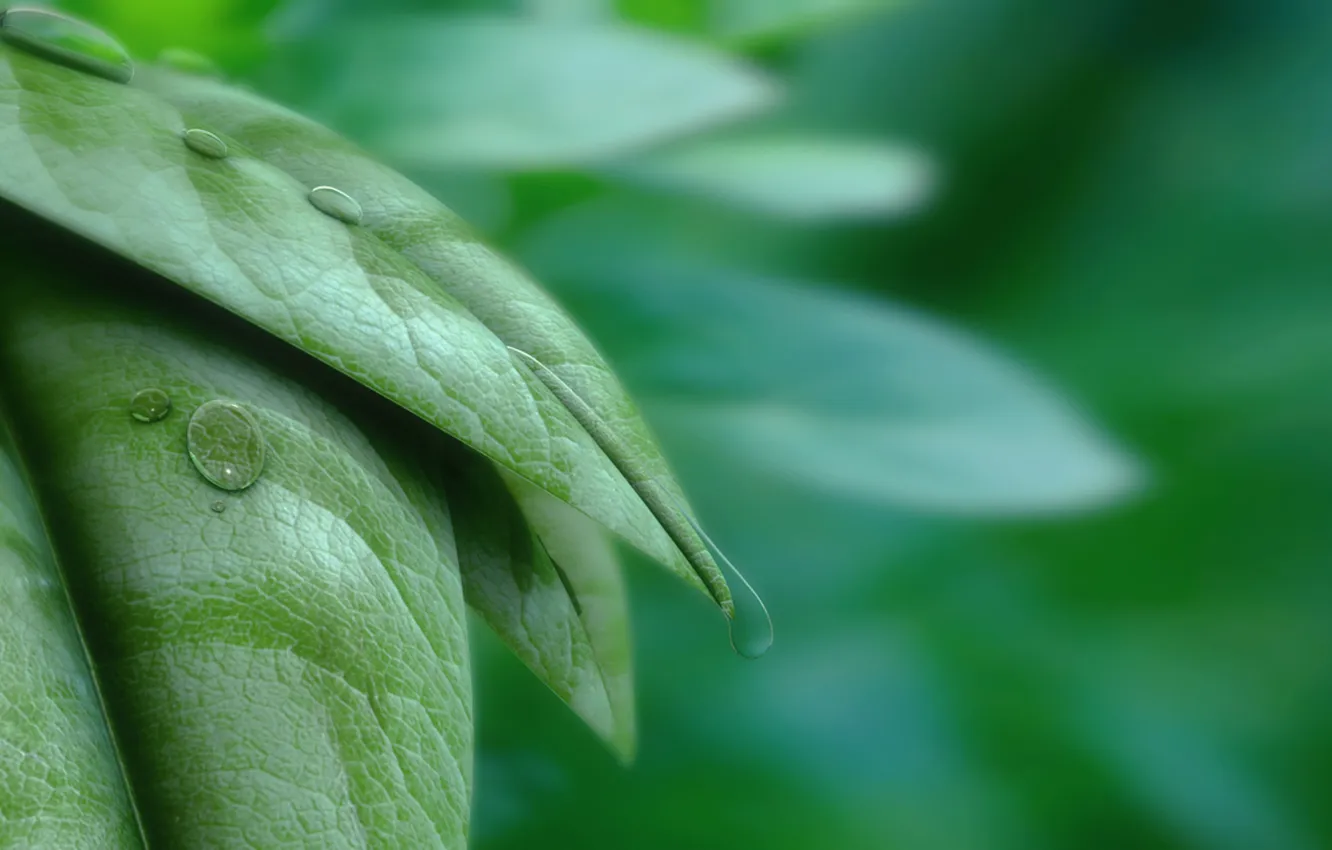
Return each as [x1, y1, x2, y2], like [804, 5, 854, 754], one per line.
[129, 388, 172, 423]
[187, 400, 266, 492]
[0, 7, 134, 84]
[157, 47, 221, 78]
[688, 517, 773, 659]
[182, 128, 228, 160]
[308, 186, 363, 225]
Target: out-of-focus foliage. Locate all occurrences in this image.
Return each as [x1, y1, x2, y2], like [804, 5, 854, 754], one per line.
[48, 0, 1332, 848]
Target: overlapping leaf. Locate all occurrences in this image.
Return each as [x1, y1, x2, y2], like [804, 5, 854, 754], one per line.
[447, 453, 635, 759]
[262, 15, 779, 169]
[0, 410, 140, 848]
[0, 42, 730, 611]
[0, 228, 472, 846]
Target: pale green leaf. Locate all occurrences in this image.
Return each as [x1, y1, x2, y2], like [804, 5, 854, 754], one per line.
[525, 204, 1145, 514]
[613, 134, 937, 220]
[267, 16, 781, 169]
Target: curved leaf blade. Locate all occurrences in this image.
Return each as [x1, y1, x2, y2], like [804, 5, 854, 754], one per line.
[449, 453, 634, 759]
[499, 469, 635, 759]
[0, 43, 727, 607]
[0, 233, 472, 847]
[0, 414, 141, 848]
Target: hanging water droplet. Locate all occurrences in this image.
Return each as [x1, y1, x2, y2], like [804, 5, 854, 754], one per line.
[129, 388, 172, 423]
[187, 400, 266, 492]
[676, 504, 773, 659]
[210, 500, 226, 513]
[0, 7, 134, 84]
[723, 570, 774, 660]
[156, 47, 221, 78]
[308, 186, 363, 225]
[181, 128, 228, 160]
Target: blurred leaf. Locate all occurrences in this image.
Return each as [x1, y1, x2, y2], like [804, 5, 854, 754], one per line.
[266, 15, 781, 169]
[523, 202, 1144, 514]
[611, 134, 937, 221]
[451, 452, 635, 759]
[1075, 669, 1320, 850]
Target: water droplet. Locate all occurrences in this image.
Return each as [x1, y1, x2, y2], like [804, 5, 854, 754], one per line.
[689, 519, 773, 659]
[210, 500, 226, 513]
[187, 400, 266, 492]
[182, 128, 228, 159]
[0, 7, 134, 84]
[507, 344, 771, 656]
[308, 186, 362, 225]
[156, 47, 221, 78]
[129, 388, 172, 423]
[724, 575, 773, 660]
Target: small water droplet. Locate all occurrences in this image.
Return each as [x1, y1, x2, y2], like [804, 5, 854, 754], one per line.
[187, 400, 266, 492]
[308, 186, 363, 225]
[182, 128, 228, 159]
[0, 7, 134, 84]
[156, 47, 221, 78]
[210, 500, 226, 513]
[129, 388, 172, 423]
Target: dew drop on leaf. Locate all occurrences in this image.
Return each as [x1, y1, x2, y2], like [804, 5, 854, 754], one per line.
[187, 400, 266, 492]
[210, 500, 226, 513]
[182, 128, 228, 159]
[679, 511, 774, 659]
[507, 344, 774, 658]
[0, 7, 134, 84]
[308, 186, 363, 225]
[157, 47, 221, 78]
[129, 388, 172, 423]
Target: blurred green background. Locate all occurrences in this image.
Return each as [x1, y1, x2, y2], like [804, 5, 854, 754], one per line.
[47, 0, 1332, 847]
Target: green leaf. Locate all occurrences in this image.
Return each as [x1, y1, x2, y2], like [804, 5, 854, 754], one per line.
[449, 453, 635, 759]
[524, 203, 1145, 514]
[137, 60, 726, 609]
[611, 134, 937, 221]
[499, 471, 634, 756]
[263, 16, 780, 169]
[0, 42, 730, 608]
[0, 410, 140, 847]
[0, 226, 472, 846]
